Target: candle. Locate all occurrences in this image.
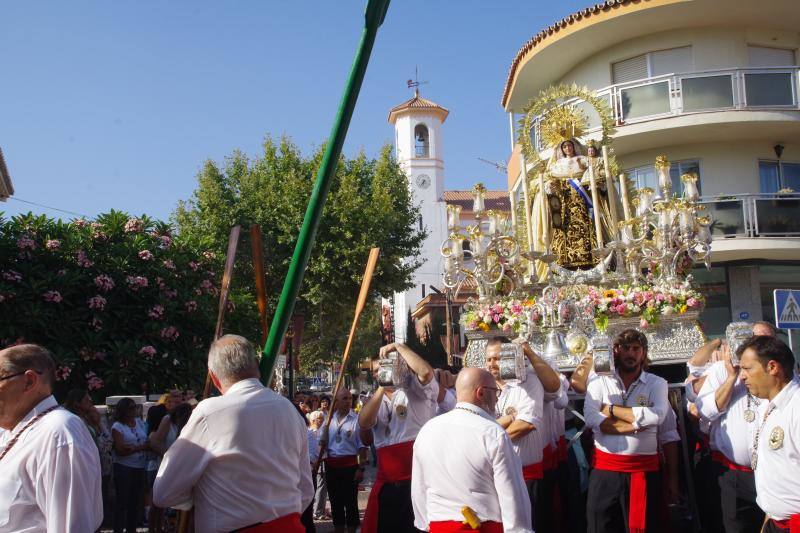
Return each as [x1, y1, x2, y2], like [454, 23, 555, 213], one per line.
[538, 172, 550, 249]
[655, 155, 672, 196]
[444, 254, 457, 274]
[472, 183, 486, 216]
[697, 215, 712, 244]
[485, 210, 497, 235]
[682, 173, 700, 202]
[637, 188, 654, 216]
[450, 236, 463, 259]
[472, 235, 485, 256]
[601, 145, 620, 237]
[447, 204, 462, 230]
[588, 158, 604, 250]
[619, 173, 633, 221]
[679, 209, 694, 234]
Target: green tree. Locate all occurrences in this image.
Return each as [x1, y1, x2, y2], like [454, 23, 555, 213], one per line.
[173, 136, 426, 368]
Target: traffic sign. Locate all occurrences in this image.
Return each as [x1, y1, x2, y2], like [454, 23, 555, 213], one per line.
[774, 289, 800, 329]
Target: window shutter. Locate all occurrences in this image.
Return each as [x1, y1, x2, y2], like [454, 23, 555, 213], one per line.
[613, 54, 648, 84]
[650, 46, 692, 76]
[748, 46, 796, 67]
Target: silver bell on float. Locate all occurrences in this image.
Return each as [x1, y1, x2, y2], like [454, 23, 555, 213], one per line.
[376, 351, 410, 387]
[497, 342, 528, 382]
[590, 332, 615, 375]
[542, 329, 570, 368]
[726, 321, 754, 366]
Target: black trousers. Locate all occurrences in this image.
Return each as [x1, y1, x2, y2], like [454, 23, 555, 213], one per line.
[325, 464, 360, 528]
[586, 468, 664, 533]
[535, 468, 557, 532]
[112, 463, 146, 533]
[377, 481, 422, 533]
[764, 519, 794, 533]
[696, 451, 724, 533]
[300, 466, 317, 533]
[716, 463, 764, 533]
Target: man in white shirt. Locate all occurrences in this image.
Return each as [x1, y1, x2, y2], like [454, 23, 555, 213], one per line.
[320, 388, 367, 533]
[359, 342, 438, 533]
[411, 366, 533, 532]
[738, 335, 800, 532]
[583, 328, 669, 533]
[0, 344, 102, 533]
[153, 334, 313, 533]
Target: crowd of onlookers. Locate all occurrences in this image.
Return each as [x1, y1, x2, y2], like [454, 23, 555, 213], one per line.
[62, 388, 198, 533]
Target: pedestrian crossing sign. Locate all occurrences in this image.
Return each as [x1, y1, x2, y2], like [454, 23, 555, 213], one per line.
[775, 289, 800, 329]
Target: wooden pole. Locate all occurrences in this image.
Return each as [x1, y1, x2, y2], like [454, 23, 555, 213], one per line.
[444, 288, 453, 366]
[312, 248, 380, 475]
[250, 225, 269, 344]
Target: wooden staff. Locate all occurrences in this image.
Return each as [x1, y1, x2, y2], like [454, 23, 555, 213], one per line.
[202, 225, 242, 400]
[250, 225, 269, 344]
[312, 247, 380, 475]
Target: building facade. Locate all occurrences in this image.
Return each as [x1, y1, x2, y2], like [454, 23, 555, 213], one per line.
[503, 0, 800, 339]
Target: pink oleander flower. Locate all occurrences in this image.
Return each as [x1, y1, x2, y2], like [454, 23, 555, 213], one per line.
[90, 317, 103, 331]
[160, 326, 179, 341]
[92, 230, 108, 241]
[45, 239, 61, 250]
[138, 250, 153, 261]
[43, 290, 63, 303]
[86, 372, 104, 391]
[148, 305, 165, 319]
[185, 300, 198, 312]
[94, 274, 115, 292]
[17, 237, 36, 250]
[79, 347, 94, 361]
[188, 261, 199, 271]
[124, 218, 144, 233]
[163, 259, 176, 270]
[87, 295, 107, 311]
[2, 270, 22, 283]
[156, 276, 166, 289]
[126, 275, 149, 290]
[76, 250, 93, 268]
[55, 365, 71, 382]
[139, 345, 157, 359]
[163, 288, 177, 300]
[57, 269, 67, 277]
[158, 235, 172, 249]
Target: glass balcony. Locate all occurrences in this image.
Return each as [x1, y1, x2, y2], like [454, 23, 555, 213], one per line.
[698, 193, 800, 239]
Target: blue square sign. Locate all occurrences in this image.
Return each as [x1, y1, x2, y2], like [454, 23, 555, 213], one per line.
[775, 289, 800, 329]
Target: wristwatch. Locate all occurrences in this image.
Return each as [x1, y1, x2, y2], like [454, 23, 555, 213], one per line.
[609, 404, 615, 418]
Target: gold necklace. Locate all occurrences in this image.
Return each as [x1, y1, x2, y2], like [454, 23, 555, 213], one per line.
[0, 405, 60, 462]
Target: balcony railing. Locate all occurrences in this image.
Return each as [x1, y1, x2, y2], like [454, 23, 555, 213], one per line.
[698, 193, 800, 238]
[528, 66, 800, 149]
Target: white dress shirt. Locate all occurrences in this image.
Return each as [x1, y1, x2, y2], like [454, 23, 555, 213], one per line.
[437, 388, 456, 415]
[412, 402, 533, 532]
[153, 378, 314, 532]
[0, 395, 103, 533]
[754, 379, 800, 521]
[657, 408, 680, 447]
[497, 370, 545, 465]
[322, 410, 363, 457]
[373, 376, 438, 449]
[695, 361, 766, 466]
[584, 370, 669, 455]
[543, 373, 569, 450]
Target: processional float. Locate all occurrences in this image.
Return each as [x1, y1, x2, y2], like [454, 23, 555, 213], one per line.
[444, 84, 713, 377]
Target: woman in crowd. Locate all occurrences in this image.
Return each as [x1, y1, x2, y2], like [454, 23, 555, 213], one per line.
[111, 397, 150, 533]
[148, 402, 193, 532]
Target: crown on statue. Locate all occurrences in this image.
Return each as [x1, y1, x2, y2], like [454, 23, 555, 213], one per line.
[539, 105, 588, 148]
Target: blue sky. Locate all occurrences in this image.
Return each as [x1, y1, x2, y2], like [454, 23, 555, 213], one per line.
[2, 1, 589, 221]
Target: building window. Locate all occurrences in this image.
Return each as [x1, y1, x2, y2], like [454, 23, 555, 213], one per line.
[759, 160, 800, 193]
[414, 124, 430, 158]
[625, 159, 701, 195]
[692, 265, 730, 338]
[612, 46, 692, 84]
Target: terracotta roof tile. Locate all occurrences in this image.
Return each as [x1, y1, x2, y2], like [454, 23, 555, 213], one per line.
[0, 147, 13, 200]
[388, 93, 450, 123]
[501, 0, 651, 108]
[444, 190, 511, 212]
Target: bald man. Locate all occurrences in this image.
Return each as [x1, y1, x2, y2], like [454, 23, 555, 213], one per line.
[319, 388, 367, 533]
[411, 368, 533, 532]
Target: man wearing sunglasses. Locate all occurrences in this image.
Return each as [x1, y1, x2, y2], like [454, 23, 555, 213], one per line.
[0, 343, 102, 532]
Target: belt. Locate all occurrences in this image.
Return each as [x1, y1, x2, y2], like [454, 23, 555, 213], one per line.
[429, 520, 503, 532]
[770, 515, 800, 532]
[594, 449, 660, 533]
[362, 440, 414, 533]
[711, 451, 753, 473]
[542, 444, 556, 471]
[325, 454, 359, 469]
[522, 460, 544, 481]
[231, 513, 303, 533]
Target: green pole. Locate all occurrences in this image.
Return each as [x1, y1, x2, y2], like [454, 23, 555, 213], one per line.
[260, 0, 391, 383]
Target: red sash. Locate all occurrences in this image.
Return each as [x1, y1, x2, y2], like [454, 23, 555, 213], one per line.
[593, 449, 660, 533]
[233, 513, 303, 532]
[711, 451, 753, 473]
[429, 520, 503, 532]
[325, 454, 359, 468]
[362, 440, 414, 533]
[771, 515, 800, 532]
[557, 435, 568, 463]
[522, 461, 544, 481]
[542, 444, 556, 471]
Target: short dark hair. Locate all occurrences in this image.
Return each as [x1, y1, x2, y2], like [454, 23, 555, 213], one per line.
[63, 388, 88, 415]
[613, 329, 648, 351]
[115, 397, 138, 423]
[737, 335, 795, 380]
[0, 344, 57, 388]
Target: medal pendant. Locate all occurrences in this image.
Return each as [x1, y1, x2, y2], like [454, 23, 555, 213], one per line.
[743, 409, 756, 423]
[769, 426, 785, 450]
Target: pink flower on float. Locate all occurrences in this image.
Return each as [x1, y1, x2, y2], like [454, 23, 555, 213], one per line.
[492, 314, 501, 324]
[76, 250, 93, 268]
[124, 218, 144, 233]
[139, 345, 157, 359]
[147, 305, 165, 319]
[467, 320, 478, 330]
[2, 270, 22, 283]
[87, 295, 107, 311]
[55, 366, 71, 382]
[492, 304, 503, 314]
[655, 293, 666, 302]
[163, 259, 176, 270]
[687, 297, 699, 308]
[185, 300, 198, 312]
[16, 237, 36, 250]
[502, 323, 512, 332]
[85, 372, 104, 391]
[94, 274, 115, 292]
[45, 239, 61, 250]
[138, 250, 154, 261]
[160, 326, 179, 341]
[640, 318, 649, 329]
[43, 290, 63, 303]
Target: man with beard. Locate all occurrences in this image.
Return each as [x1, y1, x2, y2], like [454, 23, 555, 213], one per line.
[319, 388, 367, 533]
[359, 342, 437, 533]
[738, 335, 800, 533]
[484, 338, 560, 530]
[411, 367, 533, 532]
[583, 329, 669, 533]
